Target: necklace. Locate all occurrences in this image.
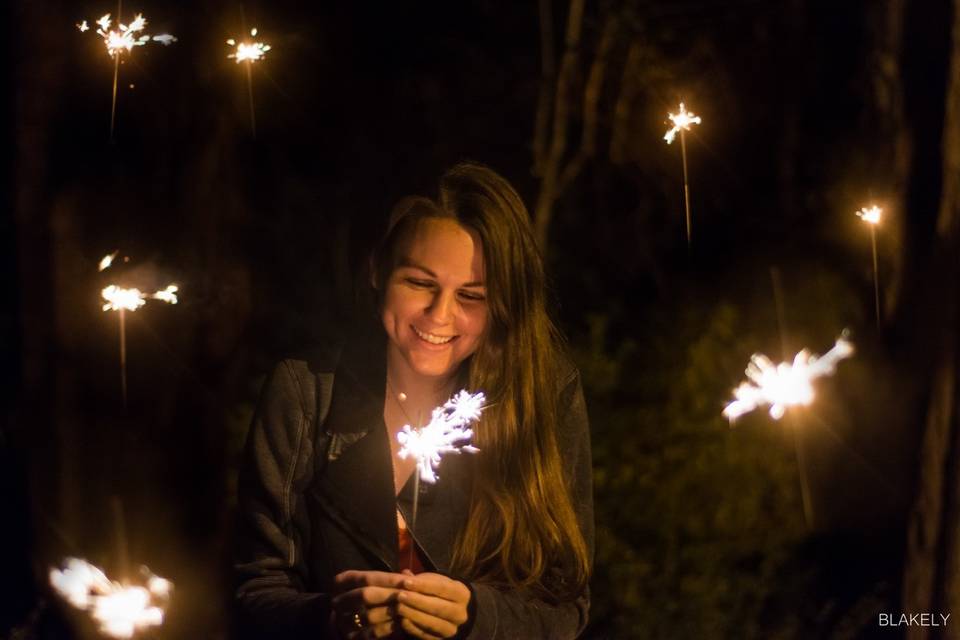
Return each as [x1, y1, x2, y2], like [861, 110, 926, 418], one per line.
[386, 377, 417, 427]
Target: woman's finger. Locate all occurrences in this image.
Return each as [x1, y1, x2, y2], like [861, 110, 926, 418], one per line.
[400, 617, 445, 640]
[397, 591, 466, 625]
[402, 575, 469, 604]
[370, 620, 396, 639]
[335, 570, 408, 591]
[332, 585, 400, 611]
[363, 604, 396, 626]
[396, 602, 459, 638]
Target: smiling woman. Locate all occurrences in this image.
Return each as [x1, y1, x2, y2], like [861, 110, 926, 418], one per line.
[235, 162, 593, 639]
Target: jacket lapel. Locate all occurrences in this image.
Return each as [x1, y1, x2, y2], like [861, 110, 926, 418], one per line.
[312, 329, 400, 570]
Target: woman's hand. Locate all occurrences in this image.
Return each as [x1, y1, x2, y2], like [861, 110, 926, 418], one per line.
[395, 573, 471, 639]
[331, 570, 407, 639]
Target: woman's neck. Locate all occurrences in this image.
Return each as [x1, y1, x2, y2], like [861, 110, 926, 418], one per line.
[385, 347, 457, 414]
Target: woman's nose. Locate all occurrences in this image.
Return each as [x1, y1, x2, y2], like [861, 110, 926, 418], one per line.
[426, 289, 455, 324]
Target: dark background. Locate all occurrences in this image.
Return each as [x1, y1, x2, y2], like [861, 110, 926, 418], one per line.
[5, 0, 960, 638]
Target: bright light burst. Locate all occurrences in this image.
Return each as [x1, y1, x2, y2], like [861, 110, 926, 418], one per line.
[397, 390, 484, 483]
[49, 557, 172, 639]
[99, 251, 119, 271]
[82, 12, 177, 57]
[856, 205, 882, 225]
[101, 284, 178, 312]
[227, 28, 271, 63]
[723, 333, 854, 422]
[664, 102, 702, 144]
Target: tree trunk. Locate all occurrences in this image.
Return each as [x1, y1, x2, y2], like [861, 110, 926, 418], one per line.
[901, 1, 960, 636]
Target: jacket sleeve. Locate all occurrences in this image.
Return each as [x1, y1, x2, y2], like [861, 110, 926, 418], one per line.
[465, 370, 595, 640]
[234, 360, 334, 638]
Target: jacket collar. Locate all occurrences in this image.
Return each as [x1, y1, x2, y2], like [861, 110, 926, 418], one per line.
[312, 322, 470, 572]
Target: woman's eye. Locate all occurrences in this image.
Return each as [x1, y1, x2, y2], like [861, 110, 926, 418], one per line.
[458, 291, 486, 302]
[405, 278, 433, 288]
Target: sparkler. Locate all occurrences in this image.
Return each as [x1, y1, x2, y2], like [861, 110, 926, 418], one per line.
[78, 10, 176, 140]
[396, 390, 484, 565]
[856, 205, 883, 329]
[664, 102, 702, 248]
[50, 557, 172, 639]
[227, 28, 271, 136]
[100, 255, 178, 407]
[723, 333, 854, 422]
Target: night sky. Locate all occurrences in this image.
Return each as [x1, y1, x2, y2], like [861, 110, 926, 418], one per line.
[5, 1, 960, 638]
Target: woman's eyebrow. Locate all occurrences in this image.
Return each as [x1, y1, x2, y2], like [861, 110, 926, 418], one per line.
[397, 259, 485, 288]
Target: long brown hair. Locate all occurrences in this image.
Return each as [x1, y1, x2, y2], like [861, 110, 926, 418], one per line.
[371, 162, 590, 599]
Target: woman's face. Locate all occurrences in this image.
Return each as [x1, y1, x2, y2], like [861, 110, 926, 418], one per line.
[382, 217, 488, 382]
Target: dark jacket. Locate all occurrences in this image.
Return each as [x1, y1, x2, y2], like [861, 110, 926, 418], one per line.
[234, 330, 594, 639]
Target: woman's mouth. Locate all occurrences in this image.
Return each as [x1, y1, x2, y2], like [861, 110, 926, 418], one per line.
[412, 325, 457, 345]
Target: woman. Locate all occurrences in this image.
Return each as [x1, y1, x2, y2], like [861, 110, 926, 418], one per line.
[235, 162, 593, 639]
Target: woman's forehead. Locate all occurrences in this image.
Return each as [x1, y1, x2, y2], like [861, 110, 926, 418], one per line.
[398, 217, 485, 283]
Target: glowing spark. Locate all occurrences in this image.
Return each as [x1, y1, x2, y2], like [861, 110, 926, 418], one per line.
[50, 558, 172, 639]
[397, 390, 484, 483]
[664, 102, 702, 144]
[723, 333, 855, 422]
[99, 251, 119, 271]
[856, 205, 882, 225]
[82, 12, 175, 57]
[150, 285, 178, 304]
[227, 28, 271, 63]
[102, 284, 178, 312]
[102, 286, 147, 312]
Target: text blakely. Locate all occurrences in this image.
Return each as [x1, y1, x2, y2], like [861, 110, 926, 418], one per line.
[878, 613, 951, 627]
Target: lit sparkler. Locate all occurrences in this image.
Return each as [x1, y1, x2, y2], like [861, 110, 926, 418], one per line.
[227, 27, 271, 136]
[664, 102, 702, 249]
[856, 205, 883, 329]
[396, 390, 483, 565]
[100, 268, 179, 407]
[397, 390, 484, 484]
[78, 11, 176, 140]
[50, 557, 172, 639]
[723, 333, 854, 422]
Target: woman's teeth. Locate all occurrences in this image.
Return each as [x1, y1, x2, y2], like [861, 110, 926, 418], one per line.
[413, 326, 455, 344]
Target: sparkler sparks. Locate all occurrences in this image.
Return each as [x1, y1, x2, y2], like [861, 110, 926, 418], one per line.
[101, 284, 179, 311]
[227, 27, 270, 136]
[664, 102, 702, 144]
[856, 204, 883, 328]
[723, 333, 854, 422]
[99, 251, 119, 271]
[664, 102, 703, 248]
[78, 12, 176, 140]
[397, 390, 484, 484]
[49, 558, 172, 639]
[227, 28, 271, 63]
[856, 205, 882, 225]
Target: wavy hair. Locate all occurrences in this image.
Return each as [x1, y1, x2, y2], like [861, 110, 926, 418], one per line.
[370, 162, 589, 600]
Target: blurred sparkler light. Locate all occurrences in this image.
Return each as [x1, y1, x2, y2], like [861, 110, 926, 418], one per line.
[856, 204, 883, 328]
[49, 557, 172, 639]
[227, 28, 271, 63]
[78, 12, 176, 140]
[664, 102, 702, 248]
[856, 205, 882, 225]
[723, 333, 854, 422]
[664, 102, 701, 145]
[227, 27, 270, 136]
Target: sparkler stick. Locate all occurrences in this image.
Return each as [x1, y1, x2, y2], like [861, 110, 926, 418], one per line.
[227, 28, 271, 136]
[396, 390, 484, 566]
[856, 205, 882, 329]
[101, 280, 178, 408]
[50, 557, 172, 638]
[664, 102, 702, 248]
